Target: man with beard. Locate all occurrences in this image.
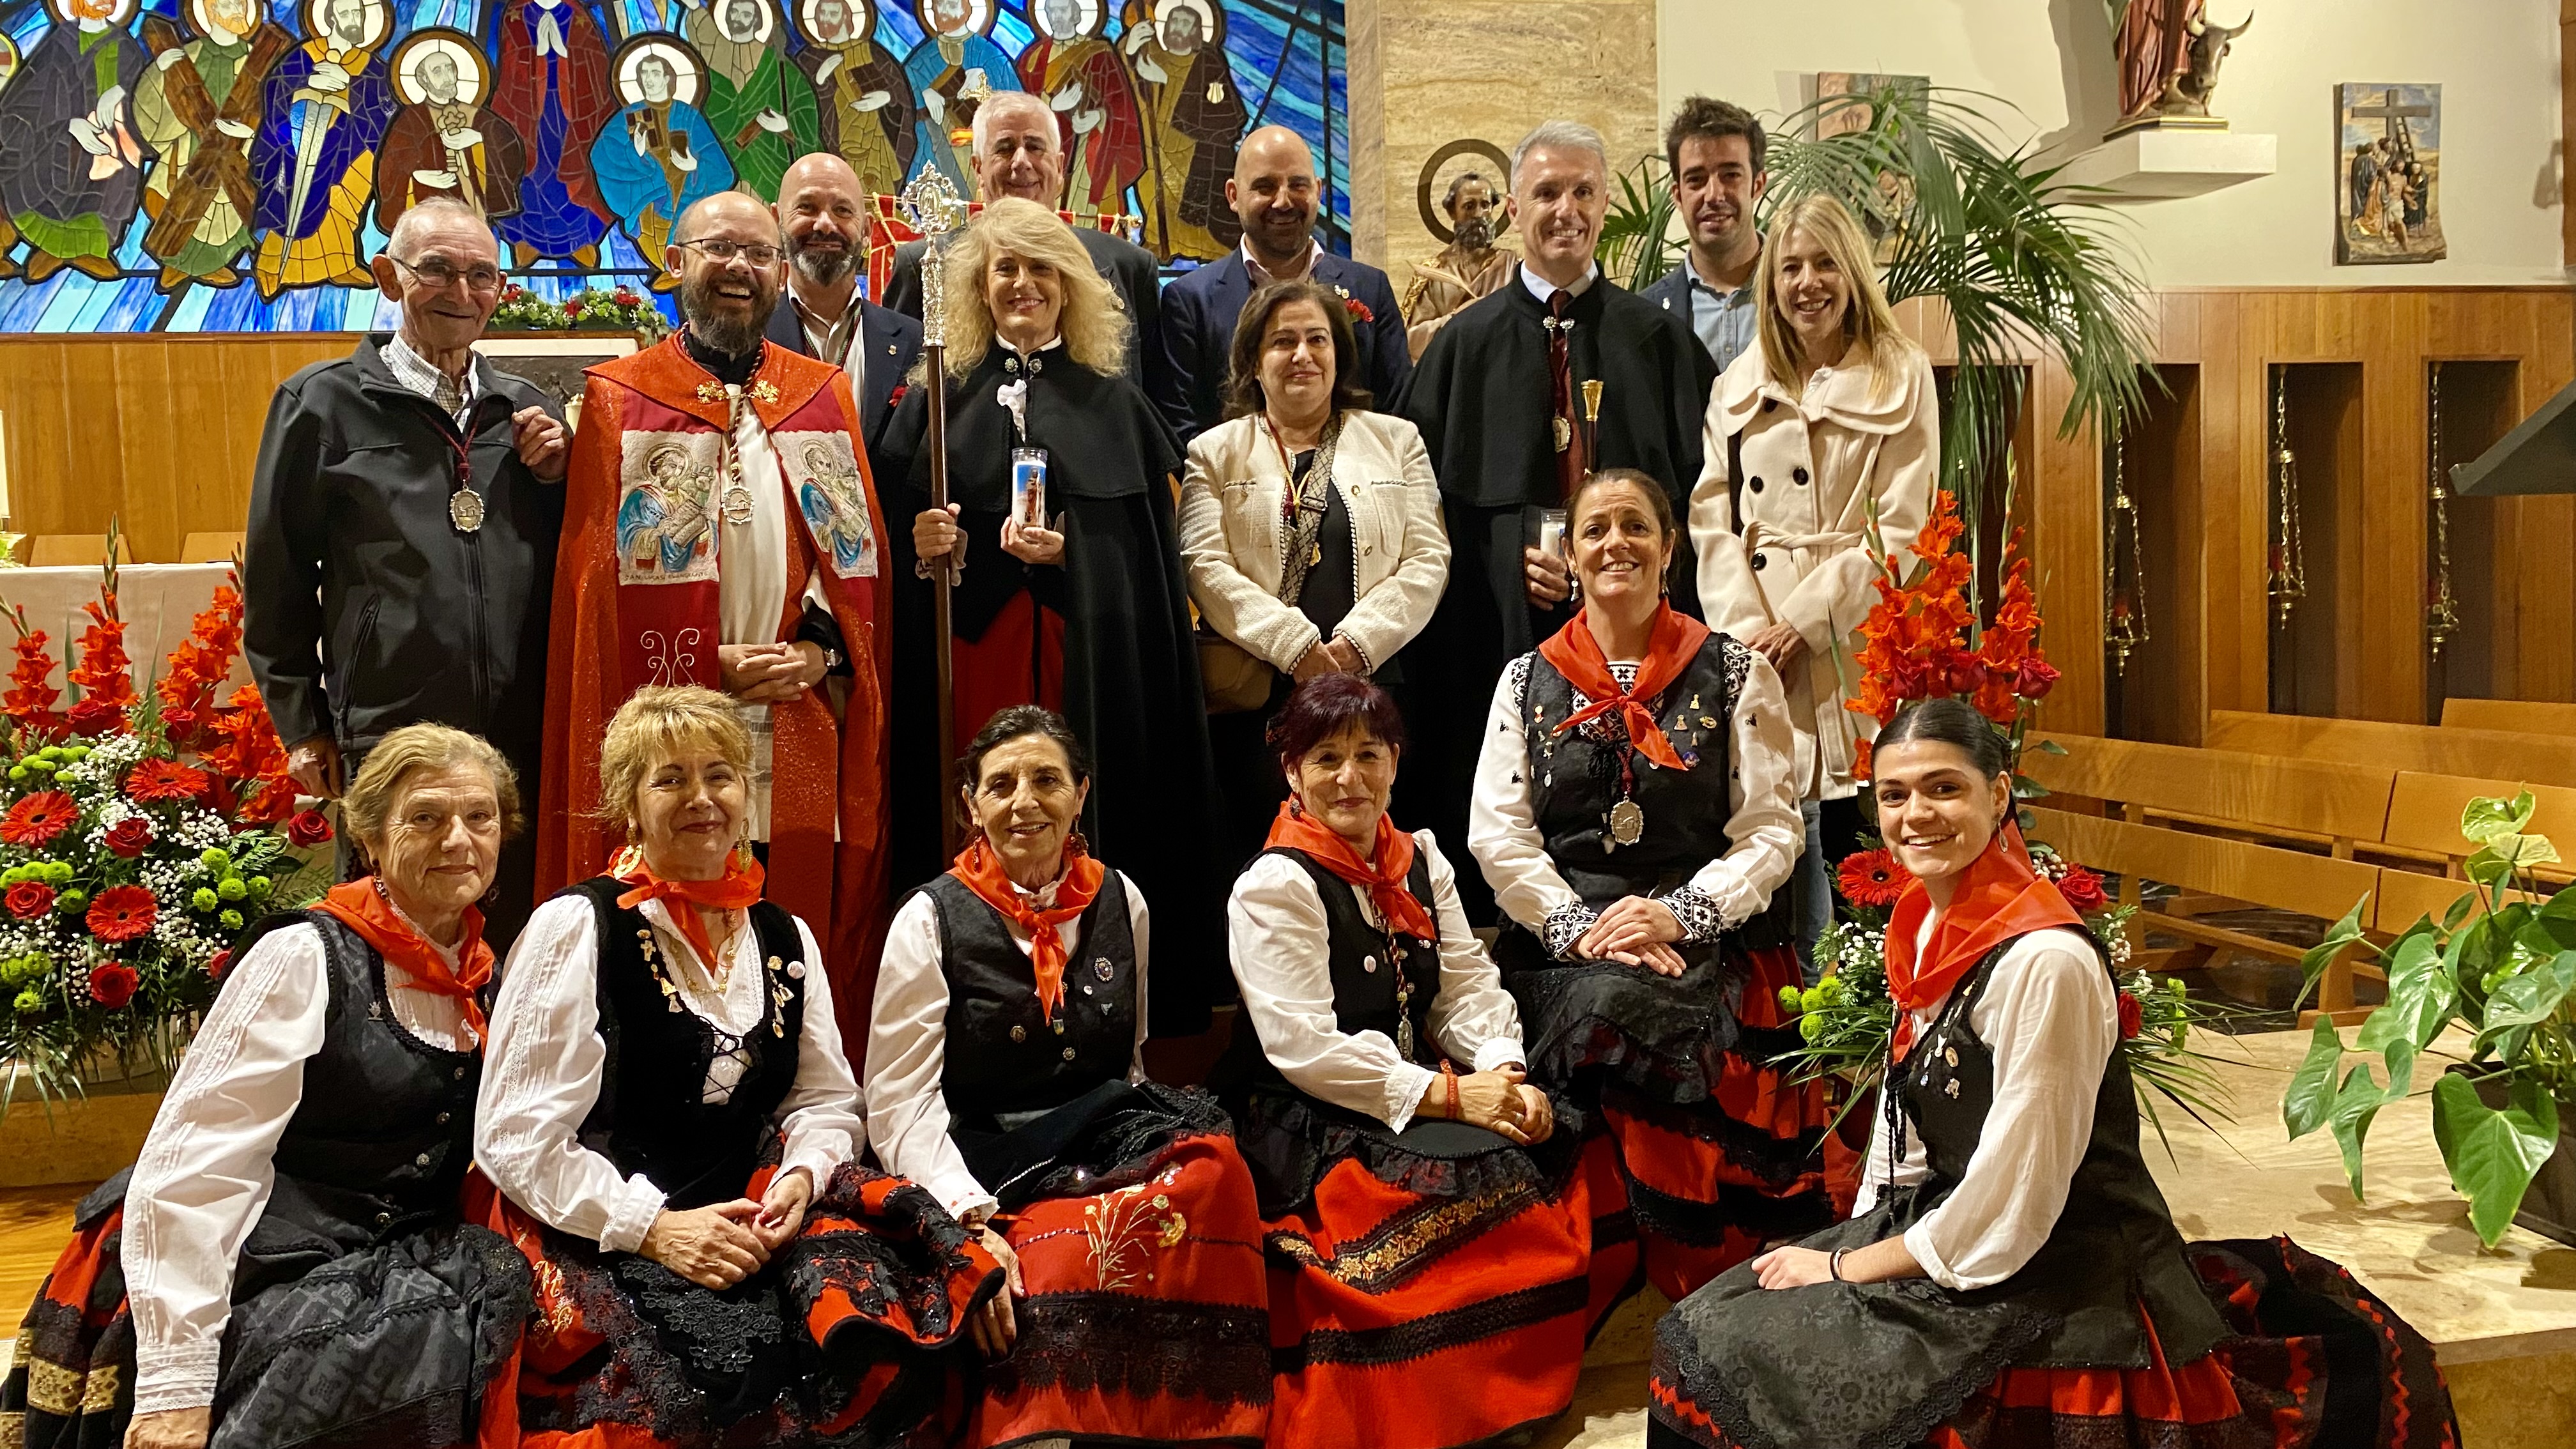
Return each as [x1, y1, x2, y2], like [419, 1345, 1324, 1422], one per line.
[1403, 169, 1514, 360]
[880, 89, 1162, 394]
[766, 150, 919, 448]
[245, 197, 567, 946]
[1641, 96, 1766, 374]
[538, 189, 896, 1041]
[1399, 119, 1715, 917]
[1152, 122, 1407, 444]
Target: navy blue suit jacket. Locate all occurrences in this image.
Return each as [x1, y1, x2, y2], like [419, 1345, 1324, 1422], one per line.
[1152, 248, 1412, 446]
[763, 292, 921, 448]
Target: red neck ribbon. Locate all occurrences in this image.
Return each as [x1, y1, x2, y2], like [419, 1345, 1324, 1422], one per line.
[1538, 602, 1711, 770]
[1265, 800, 1438, 941]
[1883, 824, 2083, 1060]
[615, 852, 767, 976]
[313, 878, 496, 1040]
[947, 834, 1106, 1023]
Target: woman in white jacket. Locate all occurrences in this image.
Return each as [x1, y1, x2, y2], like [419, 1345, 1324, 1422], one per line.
[1689, 194, 1936, 970]
[1179, 277, 1450, 868]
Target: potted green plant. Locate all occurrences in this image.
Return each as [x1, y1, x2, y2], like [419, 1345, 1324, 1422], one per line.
[2283, 791, 2576, 1247]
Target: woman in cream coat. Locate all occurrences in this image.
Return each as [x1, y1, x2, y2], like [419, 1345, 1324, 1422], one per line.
[1181, 276, 1450, 868]
[1690, 194, 1936, 971]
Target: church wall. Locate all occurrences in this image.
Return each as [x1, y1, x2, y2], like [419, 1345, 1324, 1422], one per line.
[1656, 0, 2564, 288]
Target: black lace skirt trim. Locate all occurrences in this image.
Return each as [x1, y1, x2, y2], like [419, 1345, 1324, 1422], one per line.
[1228, 1087, 1570, 1217]
[1019, 1082, 1238, 1205]
[991, 1290, 1273, 1408]
[1599, 1082, 1832, 1193]
[1503, 951, 1749, 1105]
[1272, 1275, 1593, 1372]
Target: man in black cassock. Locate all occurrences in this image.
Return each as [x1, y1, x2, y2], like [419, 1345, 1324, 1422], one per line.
[1398, 118, 1717, 918]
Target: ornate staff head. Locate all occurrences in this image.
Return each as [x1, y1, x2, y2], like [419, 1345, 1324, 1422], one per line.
[896, 166, 969, 342]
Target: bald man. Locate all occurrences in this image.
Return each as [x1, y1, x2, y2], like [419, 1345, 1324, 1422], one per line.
[879, 89, 1162, 392]
[539, 190, 899, 1032]
[1152, 123, 1409, 444]
[767, 151, 921, 447]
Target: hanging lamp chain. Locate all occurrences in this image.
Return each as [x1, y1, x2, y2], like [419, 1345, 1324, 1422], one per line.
[2269, 369, 2306, 627]
[2425, 363, 2460, 665]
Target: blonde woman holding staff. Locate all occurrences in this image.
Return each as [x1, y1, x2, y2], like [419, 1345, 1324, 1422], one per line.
[1689, 194, 1935, 974]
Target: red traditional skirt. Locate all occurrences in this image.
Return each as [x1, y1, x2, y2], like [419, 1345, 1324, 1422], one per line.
[1238, 1089, 1592, 1449]
[950, 592, 1066, 757]
[2, 1171, 530, 1449]
[1511, 940, 1857, 1315]
[1649, 1238, 2459, 1449]
[962, 1089, 1273, 1447]
[480, 1160, 1002, 1449]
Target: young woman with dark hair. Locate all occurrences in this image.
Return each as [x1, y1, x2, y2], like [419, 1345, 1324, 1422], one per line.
[1469, 468, 1848, 1315]
[1650, 697, 2457, 1449]
[864, 704, 1272, 1448]
[1218, 672, 1591, 1449]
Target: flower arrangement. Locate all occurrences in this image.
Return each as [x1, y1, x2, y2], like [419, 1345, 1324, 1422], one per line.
[0, 564, 328, 1103]
[1779, 487, 2234, 1138]
[489, 284, 671, 341]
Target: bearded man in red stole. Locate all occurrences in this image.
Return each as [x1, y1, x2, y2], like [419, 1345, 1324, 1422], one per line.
[539, 190, 893, 1048]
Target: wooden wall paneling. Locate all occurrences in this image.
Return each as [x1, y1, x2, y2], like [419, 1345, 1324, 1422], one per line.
[2357, 291, 2426, 722]
[2200, 292, 2264, 719]
[56, 345, 127, 554]
[2, 343, 72, 539]
[109, 342, 177, 564]
[2028, 353, 2104, 737]
[2113, 360, 2202, 744]
[2512, 300, 2576, 702]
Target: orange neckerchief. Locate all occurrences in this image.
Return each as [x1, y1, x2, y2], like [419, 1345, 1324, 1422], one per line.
[947, 835, 1105, 1023]
[312, 877, 496, 1041]
[1538, 602, 1712, 770]
[1883, 824, 2083, 1061]
[614, 852, 767, 977]
[1265, 800, 1438, 942]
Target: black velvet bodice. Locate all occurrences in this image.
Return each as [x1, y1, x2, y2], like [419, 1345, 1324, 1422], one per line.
[565, 878, 808, 1211]
[921, 870, 1137, 1124]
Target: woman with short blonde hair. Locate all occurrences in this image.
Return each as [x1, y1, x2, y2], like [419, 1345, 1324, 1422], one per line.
[877, 201, 1225, 1020]
[1691, 190, 1937, 974]
[477, 686, 999, 1445]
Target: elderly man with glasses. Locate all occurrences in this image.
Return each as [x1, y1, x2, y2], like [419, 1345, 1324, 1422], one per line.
[535, 189, 897, 1045]
[245, 195, 568, 947]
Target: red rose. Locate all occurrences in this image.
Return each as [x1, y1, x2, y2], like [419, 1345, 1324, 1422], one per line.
[206, 948, 233, 980]
[1943, 656, 1984, 696]
[66, 697, 123, 736]
[87, 962, 138, 1009]
[161, 706, 198, 739]
[2117, 990, 2144, 1041]
[2055, 864, 2109, 913]
[4, 881, 54, 919]
[2017, 658, 2061, 700]
[85, 884, 157, 944]
[1345, 296, 1375, 324]
[286, 809, 335, 848]
[104, 817, 154, 859]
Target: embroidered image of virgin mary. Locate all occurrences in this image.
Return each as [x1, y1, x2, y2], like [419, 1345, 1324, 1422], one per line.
[788, 434, 878, 578]
[617, 438, 719, 581]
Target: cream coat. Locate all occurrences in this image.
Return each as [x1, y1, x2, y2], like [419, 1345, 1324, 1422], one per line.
[1179, 408, 1451, 674]
[1689, 339, 1936, 801]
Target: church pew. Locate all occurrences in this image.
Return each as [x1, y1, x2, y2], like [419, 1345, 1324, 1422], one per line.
[2206, 711, 2576, 792]
[2440, 698, 2576, 737]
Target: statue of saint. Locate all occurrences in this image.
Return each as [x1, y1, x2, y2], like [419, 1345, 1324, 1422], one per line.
[1404, 168, 1514, 360]
[2112, 0, 2201, 125]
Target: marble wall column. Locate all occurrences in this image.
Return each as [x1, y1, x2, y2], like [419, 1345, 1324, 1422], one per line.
[1346, 0, 1659, 301]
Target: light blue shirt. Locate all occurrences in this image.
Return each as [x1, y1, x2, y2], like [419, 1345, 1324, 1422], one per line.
[1682, 250, 1760, 375]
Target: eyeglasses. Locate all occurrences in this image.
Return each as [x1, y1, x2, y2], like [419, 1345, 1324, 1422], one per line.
[388, 254, 505, 293]
[676, 238, 784, 266]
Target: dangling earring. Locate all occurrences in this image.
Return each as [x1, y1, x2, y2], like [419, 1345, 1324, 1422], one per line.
[734, 832, 756, 870]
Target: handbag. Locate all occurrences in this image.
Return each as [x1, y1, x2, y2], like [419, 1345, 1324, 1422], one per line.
[1199, 629, 1275, 714]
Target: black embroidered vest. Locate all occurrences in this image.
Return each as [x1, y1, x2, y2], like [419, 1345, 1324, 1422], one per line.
[566, 878, 809, 1211]
[1518, 638, 1790, 948]
[919, 870, 1137, 1124]
[247, 910, 481, 1249]
[1223, 847, 1442, 1091]
[1899, 936, 2228, 1368]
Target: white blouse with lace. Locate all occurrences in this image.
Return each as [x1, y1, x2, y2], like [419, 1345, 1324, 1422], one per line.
[1227, 831, 1526, 1131]
[1851, 922, 2115, 1291]
[1466, 640, 1804, 956]
[123, 917, 475, 1416]
[864, 870, 1153, 1223]
[475, 894, 866, 1255]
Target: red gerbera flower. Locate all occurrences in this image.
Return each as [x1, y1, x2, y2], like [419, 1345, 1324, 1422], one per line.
[1, 791, 77, 847]
[125, 759, 210, 803]
[88, 962, 137, 1009]
[1836, 848, 1908, 907]
[86, 884, 157, 944]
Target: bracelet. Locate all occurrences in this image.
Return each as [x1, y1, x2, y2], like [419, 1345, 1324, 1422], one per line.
[1829, 1246, 1850, 1282]
[1441, 1061, 1461, 1120]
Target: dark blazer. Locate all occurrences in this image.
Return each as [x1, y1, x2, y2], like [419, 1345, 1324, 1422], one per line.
[882, 226, 1163, 395]
[1637, 263, 1694, 323]
[762, 290, 921, 446]
[1153, 247, 1411, 446]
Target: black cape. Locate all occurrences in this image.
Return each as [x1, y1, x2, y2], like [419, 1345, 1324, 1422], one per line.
[1395, 275, 1717, 921]
[877, 344, 1222, 1034]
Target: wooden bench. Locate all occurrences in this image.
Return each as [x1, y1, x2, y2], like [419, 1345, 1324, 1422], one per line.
[2371, 772, 2574, 928]
[2441, 698, 2576, 737]
[2207, 710, 2576, 792]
